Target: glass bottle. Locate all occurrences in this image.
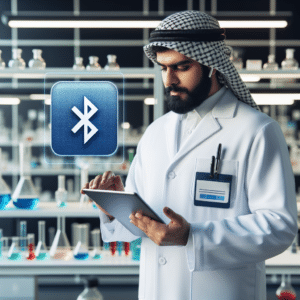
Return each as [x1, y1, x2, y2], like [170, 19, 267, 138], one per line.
[276, 274, 296, 299]
[55, 175, 68, 208]
[36, 221, 49, 260]
[12, 143, 39, 210]
[73, 57, 85, 70]
[76, 278, 104, 300]
[91, 229, 102, 260]
[8, 48, 26, 69]
[230, 50, 243, 70]
[0, 148, 11, 210]
[49, 216, 73, 260]
[280, 48, 299, 85]
[263, 54, 279, 70]
[74, 224, 89, 260]
[86, 56, 101, 70]
[28, 49, 46, 69]
[27, 233, 36, 260]
[8, 237, 22, 261]
[0, 50, 5, 69]
[104, 54, 120, 70]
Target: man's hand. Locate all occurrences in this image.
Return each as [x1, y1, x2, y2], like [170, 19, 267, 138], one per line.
[129, 207, 190, 246]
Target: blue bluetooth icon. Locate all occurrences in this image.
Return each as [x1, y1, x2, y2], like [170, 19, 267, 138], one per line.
[51, 81, 118, 156]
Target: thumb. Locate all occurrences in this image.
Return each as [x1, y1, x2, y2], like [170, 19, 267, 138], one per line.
[163, 207, 181, 223]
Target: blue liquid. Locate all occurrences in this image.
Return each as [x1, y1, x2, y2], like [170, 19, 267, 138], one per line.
[57, 202, 67, 208]
[74, 252, 89, 260]
[0, 194, 11, 210]
[9, 253, 22, 261]
[92, 203, 97, 209]
[13, 198, 39, 210]
[104, 242, 110, 251]
[93, 254, 102, 260]
[36, 253, 50, 261]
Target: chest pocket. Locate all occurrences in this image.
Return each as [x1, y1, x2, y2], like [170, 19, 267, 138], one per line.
[190, 158, 239, 208]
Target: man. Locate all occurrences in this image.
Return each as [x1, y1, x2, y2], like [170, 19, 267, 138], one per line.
[81, 11, 297, 300]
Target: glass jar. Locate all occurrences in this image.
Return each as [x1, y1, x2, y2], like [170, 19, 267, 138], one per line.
[104, 54, 120, 70]
[73, 57, 85, 70]
[8, 48, 26, 69]
[28, 49, 46, 69]
[86, 56, 101, 70]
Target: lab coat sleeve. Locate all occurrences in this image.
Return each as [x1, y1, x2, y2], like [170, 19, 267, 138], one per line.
[98, 139, 144, 243]
[185, 121, 298, 272]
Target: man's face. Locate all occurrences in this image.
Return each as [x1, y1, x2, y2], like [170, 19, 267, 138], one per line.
[156, 49, 212, 114]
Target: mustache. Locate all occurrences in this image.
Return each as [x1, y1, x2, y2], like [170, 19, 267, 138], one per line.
[165, 86, 189, 94]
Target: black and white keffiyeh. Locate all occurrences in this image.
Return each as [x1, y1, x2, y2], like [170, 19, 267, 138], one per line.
[143, 10, 260, 111]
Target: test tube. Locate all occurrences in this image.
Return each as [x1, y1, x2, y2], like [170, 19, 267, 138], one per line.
[27, 233, 35, 260]
[20, 221, 27, 251]
[91, 229, 101, 259]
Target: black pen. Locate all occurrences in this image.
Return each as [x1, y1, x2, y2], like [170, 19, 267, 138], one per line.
[215, 143, 222, 178]
[210, 156, 215, 178]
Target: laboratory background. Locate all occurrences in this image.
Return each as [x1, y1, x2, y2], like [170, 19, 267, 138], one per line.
[0, 0, 300, 299]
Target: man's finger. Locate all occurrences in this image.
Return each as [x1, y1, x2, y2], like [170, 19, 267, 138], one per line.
[92, 175, 103, 188]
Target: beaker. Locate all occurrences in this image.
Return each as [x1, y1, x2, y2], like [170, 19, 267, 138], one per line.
[91, 229, 102, 259]
[74, 224, 89, 260]
[27, 233, 36, 260]
[8, 237, 22, 261]
[12, 143, 39, 210]
[49, 216, 73, 261]
[55, 175, 68, 208]
[0, 148, 11, 210]
[36, 221, 49, 260]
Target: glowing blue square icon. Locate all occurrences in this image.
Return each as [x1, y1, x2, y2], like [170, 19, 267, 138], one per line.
[51, 81, 118, 156]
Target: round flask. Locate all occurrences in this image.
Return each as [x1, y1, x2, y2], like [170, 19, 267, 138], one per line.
[28, 49, 46, 69]
[8, 48, 26, 69]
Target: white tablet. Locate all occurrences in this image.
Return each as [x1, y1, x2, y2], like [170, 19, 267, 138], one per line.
[83, 189, 166, 237]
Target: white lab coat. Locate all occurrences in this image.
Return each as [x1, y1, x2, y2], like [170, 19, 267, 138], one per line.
[99, 88, 298, 300]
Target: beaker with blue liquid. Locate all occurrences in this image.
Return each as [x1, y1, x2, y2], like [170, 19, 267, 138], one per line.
[0, 148, 11, 210]
[74, 224, 89, 260]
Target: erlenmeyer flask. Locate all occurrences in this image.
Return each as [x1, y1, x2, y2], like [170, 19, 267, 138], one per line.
[74, 224, 89, 260]
[36, 221, 49, 260]
[55, 175, 68, 208]
[276, 274, 296, 299]
[50, 216, 73, 260]
[8, 237, 22, 261]
[12, 143, 39, 209]
[0, 148, 11, 210]
[91, 229, 102, 259]
[27, 233, 36, 260]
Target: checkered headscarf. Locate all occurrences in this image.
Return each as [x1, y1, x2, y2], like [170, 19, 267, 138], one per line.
[144, 10, 260, 111]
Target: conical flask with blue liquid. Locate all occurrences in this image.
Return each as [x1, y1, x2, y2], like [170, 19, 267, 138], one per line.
[12, 143, 39, 209]
[0, 148, 11, 210]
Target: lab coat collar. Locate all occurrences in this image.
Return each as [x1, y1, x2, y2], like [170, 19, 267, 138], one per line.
[165, 88, 238, 161]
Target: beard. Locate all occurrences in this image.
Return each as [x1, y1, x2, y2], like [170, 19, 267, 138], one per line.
[165, 66, 212, 114]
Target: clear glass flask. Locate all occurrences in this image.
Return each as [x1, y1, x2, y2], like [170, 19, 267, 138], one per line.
[12, 143, 39, 210]
[0, 148, 11, 210]
[28, 49, 46, 69]
[36, 221, 49, 260]
[104, 54, 120, 70]
[263, 54, 279, 87]
[91, 229, 102, 259]
[76, 278, 104, 300]
[276, 274, 296, 299]
[55, 175, 68, 208]
[50, 216, 73, 260]
[73, 57, 85, 70]
[8, 237, 22, 261]
[280, 48, 299, 85]
[74, 224, 89, 260]
[8, 48, 26, 69]
[0, 50, 5, 69]
[27, 233, 36, 260]
[86, 56, 101, 70]
[230, 50, 243, 70]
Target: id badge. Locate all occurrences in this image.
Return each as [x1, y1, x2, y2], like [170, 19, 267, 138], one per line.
[194, 172, 232, 209]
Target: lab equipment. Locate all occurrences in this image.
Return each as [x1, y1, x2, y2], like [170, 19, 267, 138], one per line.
[12, 143, 39, 209]
[76, 278, 104, 300]
[86, 56, 101, 70]
[28, 49, 46, 69]
[20, 220, 27, 251]
[0, 149, 11, 210]
[124, 241, 130, 256]
[49, 216, 73, 260]
[276, 274, 296, 299]
[36, 221, 49, 260]
[117, 241, 123, 256]
[0, 229, 2, 259]
[0, 110, 10, 143]
[131, 238, 141, 261]
[263, 54, 279, 71]
[110, 241, 116, 256]
[8, 48, 26, 69]
[80, 168, 89, 207]
[74, 224, 89, 260]
[104, 54, 120, 70]
[48, 227, 55, 246]
[91, 229, 102, 259]
[1, 237, 8, 259]
[73, 57, 85, 70]
[279, 48, 299, 85]
[8, 237, 22, 261]
[22, 110, 37, 142]
[27, 234, 36, 260]
[230, 49, 243, 70]
[55, 175, 68, 208]
[0, 50, 5, 69]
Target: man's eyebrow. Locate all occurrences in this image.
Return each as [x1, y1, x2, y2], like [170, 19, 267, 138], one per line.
[156, 60, 193, 67]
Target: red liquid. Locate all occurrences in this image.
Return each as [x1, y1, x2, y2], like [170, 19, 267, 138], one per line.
[110, 242, 116, 256]
[276, 291, 296, 300]
[124, 242, 130, 256]
[27, 243, 36, 260]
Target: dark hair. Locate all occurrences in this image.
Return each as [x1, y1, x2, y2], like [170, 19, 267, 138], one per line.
[151, 46, 170, 54]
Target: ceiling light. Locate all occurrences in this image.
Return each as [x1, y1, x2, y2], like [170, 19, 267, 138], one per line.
[29, 94, 51, 100]
[251, 93, 300, 105]
[144, 98, 157, 105]
[0, 98, 20, 105]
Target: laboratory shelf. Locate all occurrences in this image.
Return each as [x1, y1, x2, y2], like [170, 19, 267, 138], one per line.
[0, 202, 101, 218]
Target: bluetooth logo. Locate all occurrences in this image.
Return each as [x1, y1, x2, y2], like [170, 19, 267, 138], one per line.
[72, 97, 98, 144]
[51, 81, 118, 156]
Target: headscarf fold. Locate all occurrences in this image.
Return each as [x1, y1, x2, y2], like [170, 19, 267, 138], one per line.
[143, 10, 260, 111]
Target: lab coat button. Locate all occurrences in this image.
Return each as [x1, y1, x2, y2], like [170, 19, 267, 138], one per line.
[168, 172, 176, 179]
[158, 257, 167, 265]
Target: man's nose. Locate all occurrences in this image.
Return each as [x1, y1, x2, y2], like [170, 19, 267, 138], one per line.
[164, 69, 179, 87]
